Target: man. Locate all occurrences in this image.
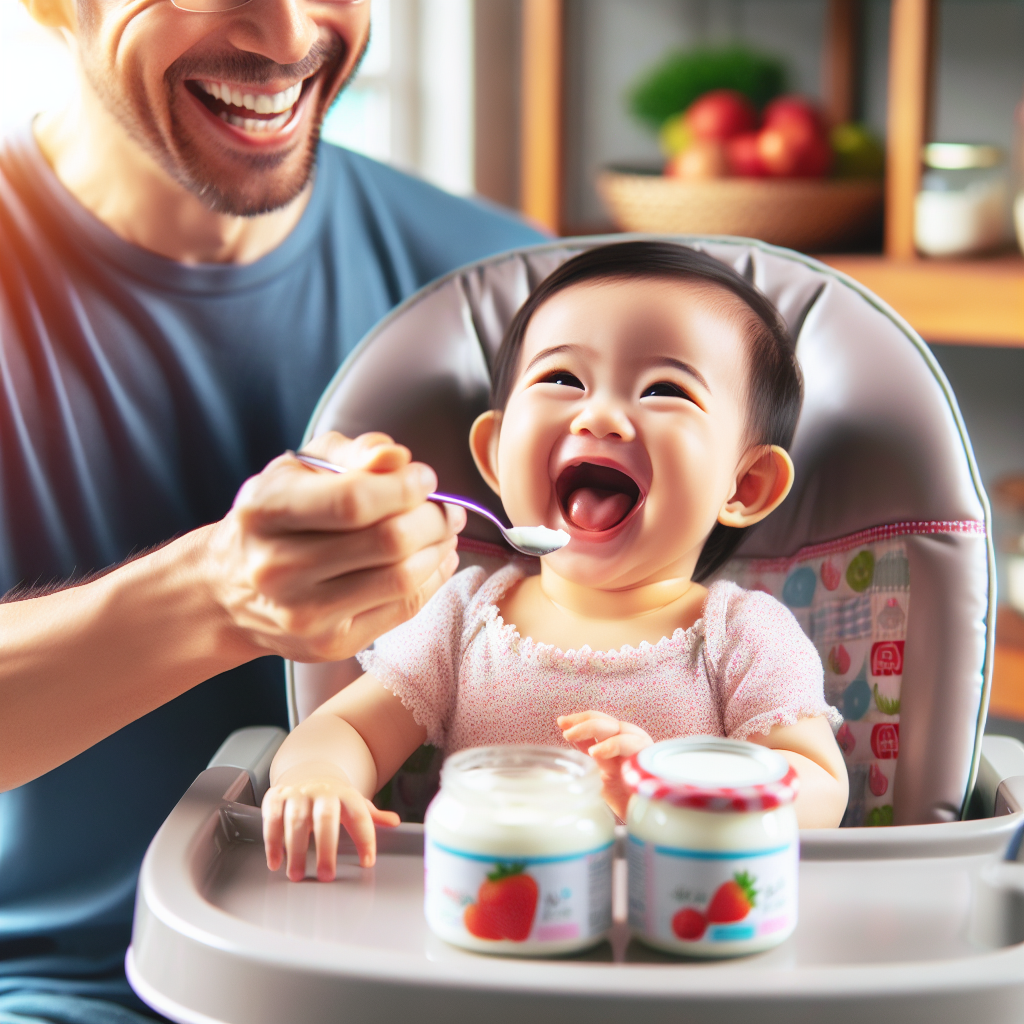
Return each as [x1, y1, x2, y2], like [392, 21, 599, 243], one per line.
[0, 0, 541, 1018]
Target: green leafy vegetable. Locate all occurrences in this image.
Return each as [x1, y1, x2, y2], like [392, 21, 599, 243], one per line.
[629, 46, 787, 130]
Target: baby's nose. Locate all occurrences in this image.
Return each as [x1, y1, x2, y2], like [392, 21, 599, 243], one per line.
[569, 401, 636, 442]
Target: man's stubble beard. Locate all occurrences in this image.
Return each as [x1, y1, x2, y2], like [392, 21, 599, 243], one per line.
[80, 32, 364, 217]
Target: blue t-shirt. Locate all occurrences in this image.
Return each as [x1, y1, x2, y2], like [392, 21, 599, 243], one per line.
[0, 127, 541, 1016]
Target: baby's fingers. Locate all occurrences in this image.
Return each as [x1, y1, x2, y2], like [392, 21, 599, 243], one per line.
[587, 731, 653, 762]
[262, 789, 287, 872]
[313, 795, 342, 882]
[560, 716, 620, 746]
[284, 793, 314, 881]
[369, 805, 401, 828]
[338, 793, 381, 868]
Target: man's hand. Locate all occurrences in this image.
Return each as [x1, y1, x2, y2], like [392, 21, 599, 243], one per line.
[262, 763, 400, 880]
[206, 431, 466, 664]
[558, 711, 653, 819]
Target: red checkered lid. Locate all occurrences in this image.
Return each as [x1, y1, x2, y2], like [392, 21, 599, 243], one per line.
[622, 737, 798, 812]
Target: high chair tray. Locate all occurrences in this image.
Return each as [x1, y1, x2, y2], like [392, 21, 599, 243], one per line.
[127, 765, 1024, 1024]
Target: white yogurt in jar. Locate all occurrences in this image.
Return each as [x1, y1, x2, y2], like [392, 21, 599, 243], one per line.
[424, 746, 615, 956]
[623, 737, 799, 958]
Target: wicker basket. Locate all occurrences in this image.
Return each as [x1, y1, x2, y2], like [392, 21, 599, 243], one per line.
[597, 169, 883, 252]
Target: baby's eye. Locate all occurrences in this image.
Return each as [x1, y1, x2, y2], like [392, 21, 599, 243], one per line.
[540, 370, 585, 390]
[641, 381, 692, 401]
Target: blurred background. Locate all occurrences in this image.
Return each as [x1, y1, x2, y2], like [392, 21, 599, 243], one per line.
[1, 0, 1023, 725]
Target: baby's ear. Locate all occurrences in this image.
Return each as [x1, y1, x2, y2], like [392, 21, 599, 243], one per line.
[718, 446, 794, 529]
[469, 410, 502, 497]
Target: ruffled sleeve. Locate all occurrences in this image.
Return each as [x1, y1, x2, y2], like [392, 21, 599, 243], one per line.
[356, 566, 489, 749]
[702, 581, 842, 740]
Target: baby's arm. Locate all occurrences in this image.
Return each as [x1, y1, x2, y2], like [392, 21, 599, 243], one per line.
[558, 711, 653, 819]
[747, 715, 848, 828]
[262, 673, 426, 880]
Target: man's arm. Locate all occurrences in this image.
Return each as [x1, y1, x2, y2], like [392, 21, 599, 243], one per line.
[0, 432, 464, 791]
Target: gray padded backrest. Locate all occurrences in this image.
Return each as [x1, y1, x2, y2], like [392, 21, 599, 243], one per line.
[303, 235, 994, 827]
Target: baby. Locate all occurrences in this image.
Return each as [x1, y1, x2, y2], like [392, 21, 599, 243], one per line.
[263, 241, 848, 882]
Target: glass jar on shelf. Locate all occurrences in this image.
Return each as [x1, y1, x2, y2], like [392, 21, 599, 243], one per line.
[915, 143, 1011, 257]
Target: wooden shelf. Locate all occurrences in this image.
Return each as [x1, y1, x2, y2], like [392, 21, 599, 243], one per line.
[991, 607, 1024, 721]
[820, 253, 1024, 346]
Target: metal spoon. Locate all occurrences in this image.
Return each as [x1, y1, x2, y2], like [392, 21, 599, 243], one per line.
[288, 450, 570, 557]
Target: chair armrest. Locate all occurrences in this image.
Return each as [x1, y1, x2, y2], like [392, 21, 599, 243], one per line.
[974, 735, 1024, 818]
[207, 726, 287, 805]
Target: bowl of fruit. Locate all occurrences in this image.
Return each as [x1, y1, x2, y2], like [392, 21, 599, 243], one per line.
[598, 49, 884, 252]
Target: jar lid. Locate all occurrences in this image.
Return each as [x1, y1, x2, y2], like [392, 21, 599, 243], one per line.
[622, 737, 798, 811]
[922, 143, 1003, 170]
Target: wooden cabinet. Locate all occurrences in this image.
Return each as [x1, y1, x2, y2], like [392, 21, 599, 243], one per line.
[517, 0, 1024, 348]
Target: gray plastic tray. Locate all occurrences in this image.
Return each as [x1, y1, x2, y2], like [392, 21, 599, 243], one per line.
[128, 764, 1024, 1024]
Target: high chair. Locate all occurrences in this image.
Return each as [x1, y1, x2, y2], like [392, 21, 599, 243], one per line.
[126, 237, 1024, 1024]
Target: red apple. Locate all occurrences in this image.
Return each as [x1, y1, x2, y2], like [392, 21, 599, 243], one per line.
[756, 120, 834, 178]
[666, 139, 729, 180]
[763, 95, 825, 135]
[726, 131, 768, 176]
[685, 89, 758, 142]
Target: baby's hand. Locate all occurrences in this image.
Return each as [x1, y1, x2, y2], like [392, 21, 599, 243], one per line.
[557, 711, 653, 820]
[262, 766, 400, 881]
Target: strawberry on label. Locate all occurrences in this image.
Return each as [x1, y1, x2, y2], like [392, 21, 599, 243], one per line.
[671, 907, 707, 940]
[706, 871, 757, 924]
[463, 863, 539, 942]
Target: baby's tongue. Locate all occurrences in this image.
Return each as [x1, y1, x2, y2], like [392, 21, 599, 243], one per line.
[566, 487, 633, 532]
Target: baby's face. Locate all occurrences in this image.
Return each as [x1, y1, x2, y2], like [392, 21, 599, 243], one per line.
[494, 277, 754, 590]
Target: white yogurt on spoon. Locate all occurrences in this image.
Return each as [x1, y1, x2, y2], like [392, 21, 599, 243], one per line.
[502, 525, 571, 556]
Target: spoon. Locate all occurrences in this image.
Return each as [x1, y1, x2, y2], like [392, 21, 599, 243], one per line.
[288, 450, 570, 557]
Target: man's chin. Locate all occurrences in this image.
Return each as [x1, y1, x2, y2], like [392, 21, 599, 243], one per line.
[172, 133, 319, 217]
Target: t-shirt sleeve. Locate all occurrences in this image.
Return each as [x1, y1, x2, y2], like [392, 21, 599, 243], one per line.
[702, 583, 842, 740]
[356, 566, 489, 749]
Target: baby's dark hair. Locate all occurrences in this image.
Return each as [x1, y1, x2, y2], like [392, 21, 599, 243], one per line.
[488, 241, 803, 582]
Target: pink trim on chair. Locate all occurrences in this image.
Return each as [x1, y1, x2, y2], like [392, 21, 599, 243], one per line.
[738, 520, 987, 573]
[459, 520, 987, 570]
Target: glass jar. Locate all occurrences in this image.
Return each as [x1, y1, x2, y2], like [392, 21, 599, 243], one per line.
[915, 143, 1011, 256]
[424, 745, 616, 956]
[624, 737, 799, 958]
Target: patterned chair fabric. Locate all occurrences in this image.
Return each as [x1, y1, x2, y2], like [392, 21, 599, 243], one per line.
[296, 236, 994, 828]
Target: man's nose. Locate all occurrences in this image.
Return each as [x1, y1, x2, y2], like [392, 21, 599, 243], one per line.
[225, 0, 320, 67]
[569, 399, 636, 442]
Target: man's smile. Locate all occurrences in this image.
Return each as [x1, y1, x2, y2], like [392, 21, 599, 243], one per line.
[184, 74, 317, 140]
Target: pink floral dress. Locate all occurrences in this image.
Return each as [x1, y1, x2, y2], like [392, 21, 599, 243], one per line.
[357, 564, 840, 754]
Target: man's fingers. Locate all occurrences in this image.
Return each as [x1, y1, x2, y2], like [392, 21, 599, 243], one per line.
[284, 794, 313, 881]
[313, 795, 342, 882]
[333, 549, 460, 658]
[236, 456, 439, 535]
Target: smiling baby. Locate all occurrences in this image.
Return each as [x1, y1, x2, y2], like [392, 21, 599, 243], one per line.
[263, 241, 848, 881]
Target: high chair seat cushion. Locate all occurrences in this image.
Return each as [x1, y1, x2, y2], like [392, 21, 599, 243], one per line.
[300, 236, 993, 828]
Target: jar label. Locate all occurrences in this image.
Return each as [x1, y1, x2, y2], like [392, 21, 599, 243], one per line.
[627, 836, 797, 948]
[424, 838, 613, 947]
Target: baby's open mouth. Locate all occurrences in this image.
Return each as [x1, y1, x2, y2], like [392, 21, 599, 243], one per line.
[556, 463, 642, 533]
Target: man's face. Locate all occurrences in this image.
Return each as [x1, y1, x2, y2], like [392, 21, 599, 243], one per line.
[72, 0, 371, 215]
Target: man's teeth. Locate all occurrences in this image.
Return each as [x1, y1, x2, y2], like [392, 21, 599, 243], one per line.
[199, 80, 302, 115]
[218, 110, 292, 133]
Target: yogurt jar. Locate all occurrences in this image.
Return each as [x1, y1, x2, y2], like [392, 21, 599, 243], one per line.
[424, 745, 616, 956]
[623, 737, 799, 958]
